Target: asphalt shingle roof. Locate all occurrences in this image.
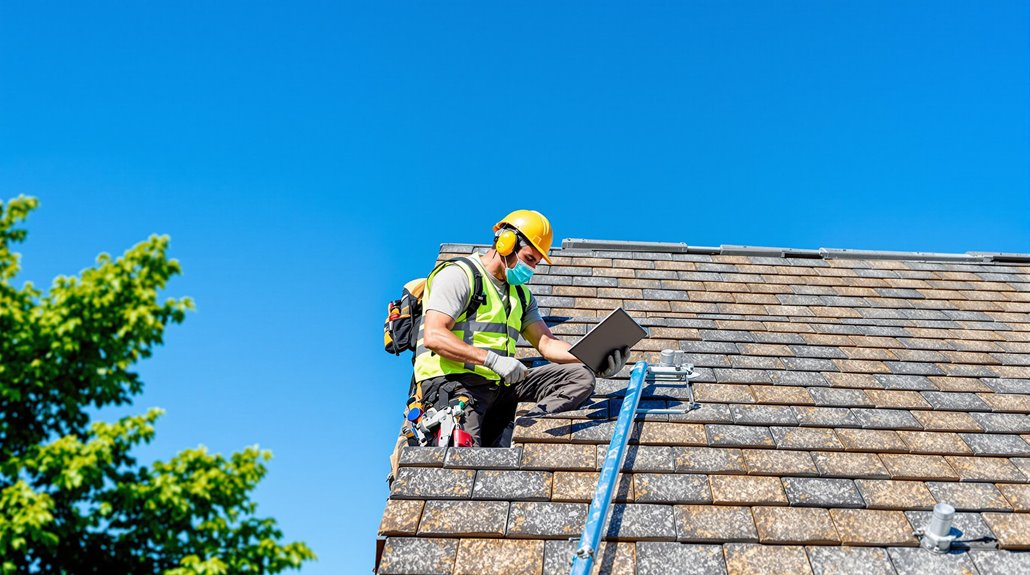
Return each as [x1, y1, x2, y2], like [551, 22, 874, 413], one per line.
[377, 242, 1030, 575]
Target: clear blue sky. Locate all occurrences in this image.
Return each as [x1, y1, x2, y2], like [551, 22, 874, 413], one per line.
[1, 2, 1026, 573]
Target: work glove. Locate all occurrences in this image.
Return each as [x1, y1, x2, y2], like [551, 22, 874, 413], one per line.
[483, 351, 529, 385]
[597, 346, 630, 378]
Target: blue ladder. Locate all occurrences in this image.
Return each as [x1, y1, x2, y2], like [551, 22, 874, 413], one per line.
[569, 356, 698, 575]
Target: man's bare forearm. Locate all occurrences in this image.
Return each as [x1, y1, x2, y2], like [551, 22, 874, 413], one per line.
[538, 337, 580, 364]
[423, 325, 489, 366]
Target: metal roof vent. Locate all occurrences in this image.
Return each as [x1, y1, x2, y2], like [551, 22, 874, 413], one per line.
[918, 503, 957, 553]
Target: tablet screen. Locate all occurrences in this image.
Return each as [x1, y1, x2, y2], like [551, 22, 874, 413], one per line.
[568, 307, 648, 374]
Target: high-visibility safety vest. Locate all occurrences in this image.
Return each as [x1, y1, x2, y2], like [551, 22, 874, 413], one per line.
[414, 255, 529, 383]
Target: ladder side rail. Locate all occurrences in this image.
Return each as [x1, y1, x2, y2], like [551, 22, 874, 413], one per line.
[569, 361, 649, 575]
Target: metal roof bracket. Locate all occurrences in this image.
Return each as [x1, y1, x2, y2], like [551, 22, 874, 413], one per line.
[969, 252, 1030, 264]
[819, 248, 986, 263]
[561, 239, 690, 253]
[720, 245, 822, 258]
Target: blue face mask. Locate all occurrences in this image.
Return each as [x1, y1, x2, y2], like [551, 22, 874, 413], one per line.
[505, 258, 534, 286]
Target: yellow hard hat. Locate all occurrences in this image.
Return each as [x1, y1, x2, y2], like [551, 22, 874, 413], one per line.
[493, 209, 554, 264]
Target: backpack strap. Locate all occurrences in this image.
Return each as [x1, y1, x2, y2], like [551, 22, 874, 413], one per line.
[453, 256, 487, 320]
[514, 285, 529, 315]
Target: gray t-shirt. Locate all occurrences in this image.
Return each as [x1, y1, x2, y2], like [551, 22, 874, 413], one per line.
[424, 254, 542, 328]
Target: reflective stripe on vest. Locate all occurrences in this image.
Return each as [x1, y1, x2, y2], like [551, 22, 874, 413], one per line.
[413, 255, 529, 383]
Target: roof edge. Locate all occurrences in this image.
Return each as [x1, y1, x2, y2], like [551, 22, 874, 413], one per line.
[439, 240, 1030, 264]
[557, 239, 1030, 264]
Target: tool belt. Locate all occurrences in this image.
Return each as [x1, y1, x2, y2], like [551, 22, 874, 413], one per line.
[403, 376, 476, 448]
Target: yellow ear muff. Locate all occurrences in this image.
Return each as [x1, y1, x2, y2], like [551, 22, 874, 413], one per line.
[495, 229, 517, 256]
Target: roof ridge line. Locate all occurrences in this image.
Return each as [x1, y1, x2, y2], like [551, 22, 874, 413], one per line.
[556, 239, 1030, 264]
[437, 240, 1030, 264]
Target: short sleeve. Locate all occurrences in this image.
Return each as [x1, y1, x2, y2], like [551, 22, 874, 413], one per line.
[424, 264, 472, 320]
[521, 288, 543, 326]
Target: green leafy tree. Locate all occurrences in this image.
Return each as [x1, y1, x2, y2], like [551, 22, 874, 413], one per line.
[0, 196, 315, 574]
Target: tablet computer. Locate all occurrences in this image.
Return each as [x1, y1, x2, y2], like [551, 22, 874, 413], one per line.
[569, 307, 649, 373]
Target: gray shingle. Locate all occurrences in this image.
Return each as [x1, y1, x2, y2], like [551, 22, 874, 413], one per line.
[572, 276, 618, 287]
[782, 477, 865, 508]
[877, 288, 924, 298]
[668, 403, 733, 424]
[941, 363, 1001, 378]
[729, 405, 798, 426]
[730, 355, 784, 370]
[643, 288, 690, 301]
[994, 353, 1030, 366]
[680, 340, 740, 354]
[637, 269, 679, 280]
[783, 357, 840, 371]
[854, 326, 909, 338]
[982, 378, 1030, 394]
[959, 433, 1030, 457]
[770, 371, 831, 386]
[752, 332, 807, 345]
[874, 374, 938, 391]
[856, 269, 898, 280]
[792, 406, 861, 428]
[806, 547, 895, 575]
[921, 392, 992, 412]
[598, 445, 676, 472]
[969, 550, 1030, 575]
[898, 308, 948, 320]
[809, 388, 874, 407]
[714, 368, 774, 384]
[536, 295, 576, 307]
[899, 337, 956, 351]
[471, 470, 551, 501]
[445, 447, 522, 469]
[851, 408, 923, 430]
[378, 537, 457, 575]
[706, 424, 775, 448]
[925, 482, 1012, 512]
[633, 473, 711, 504]
[969, 413, 1030, 434]
[817, 323, 865, 335]
[636, 542, 727, 575]
[390, 467, 476, 499]
[678, 270, 723, 281]
[692, 354, 733, 368]
[778, 294, 825, 306]
[533, 274, 574, 285]
[790, 345, 848, 359]
[542, 265, 594, 276]
[399, 446, 447, 467]
[605, 504, 677, 541]
[857, 308, 908, 320]
[700, 329, 756, 343]
[885, 361, 946, 376]
[886, 547, 979, 575]
[892, 349, 947, 363]
[506, 502, 586, 538]
[674, 447, 748, 474]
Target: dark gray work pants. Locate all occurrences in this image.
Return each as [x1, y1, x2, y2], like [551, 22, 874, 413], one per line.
[421, 363, 596, 447]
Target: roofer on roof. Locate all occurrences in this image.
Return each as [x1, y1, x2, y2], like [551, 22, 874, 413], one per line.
[414, 209, 630, 447]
